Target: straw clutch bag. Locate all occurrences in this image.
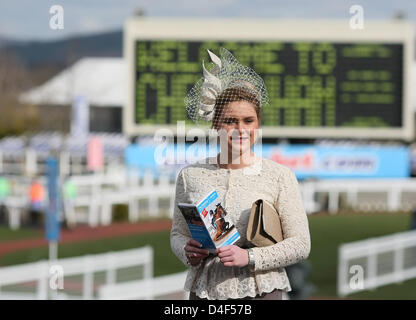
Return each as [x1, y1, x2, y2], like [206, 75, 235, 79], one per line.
[246, 199, 283, 247]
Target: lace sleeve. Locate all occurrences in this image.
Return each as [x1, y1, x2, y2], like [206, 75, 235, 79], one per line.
[170, 168, 192, 267]
[251, 168, 311, 272]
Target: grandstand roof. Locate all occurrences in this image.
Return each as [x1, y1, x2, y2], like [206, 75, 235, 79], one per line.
[19, 57, 125, 107]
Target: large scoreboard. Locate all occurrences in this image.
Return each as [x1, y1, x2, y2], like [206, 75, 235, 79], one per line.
[124, 19, 414, 140]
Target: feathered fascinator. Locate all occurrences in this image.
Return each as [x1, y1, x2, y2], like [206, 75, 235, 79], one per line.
[185, 48, 269, 127]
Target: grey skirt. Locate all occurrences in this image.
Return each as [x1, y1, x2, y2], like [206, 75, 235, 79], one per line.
[189, 289, 283, 300]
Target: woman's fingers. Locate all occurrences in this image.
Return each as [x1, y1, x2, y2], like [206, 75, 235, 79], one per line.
[187, 239, 202, 248]
[186, 249, 209, 266]
[217, 245, 233, 258]
[185, 245, 209, 255]
[185, 239, 209, 253]
[184, 239, 209, 265]
[185, 242, 247, 267]
[218, 246, 235, 264]
[219, 255, 234, 263]
[187, 251, 209, 258]
[218, 250, 233, 258]
[217, 245, 249, 267]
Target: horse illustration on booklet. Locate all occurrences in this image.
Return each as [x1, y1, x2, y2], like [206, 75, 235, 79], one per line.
[210, 203, 233, 241]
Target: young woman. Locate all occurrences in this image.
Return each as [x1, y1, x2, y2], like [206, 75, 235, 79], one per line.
[170, 48, 311, 300]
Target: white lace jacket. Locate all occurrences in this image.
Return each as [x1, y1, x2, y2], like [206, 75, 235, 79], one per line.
[170, 155, 311, 300]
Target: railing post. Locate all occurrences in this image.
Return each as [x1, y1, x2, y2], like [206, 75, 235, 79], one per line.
[337, 246, 348, 297]
[101, 199, 112, 225]
[129, 197, 139, 222]
[346, 188, 357, 208]
[106, 252, 116, 286]
[387, 186, 400, 211]
[144, 247, 154, 280]
[37, 261, 48, 300]
[9, 207, 20, 230]
[394, 244, 404, 284]
[328, 190, 339, 214]
[83, 256, 94, 300]
[63, 198, 76, 228]
[149, 195, 158, 217]
[89, 180, 100, 227]
[25, 148, 37, 177]
[301, 182, 315, 214]
[59, 151, 70, 177]
[366, 248, 377, 291]
[143, 247, 154, 299]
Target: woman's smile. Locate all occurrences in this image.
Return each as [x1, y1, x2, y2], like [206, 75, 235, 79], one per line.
[231, 136, 250, 144]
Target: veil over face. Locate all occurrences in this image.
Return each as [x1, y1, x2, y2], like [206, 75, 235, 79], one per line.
[215, 99, 260, 160]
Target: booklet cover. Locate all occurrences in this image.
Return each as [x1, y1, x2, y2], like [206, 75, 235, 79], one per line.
[178, 189, 240, 251]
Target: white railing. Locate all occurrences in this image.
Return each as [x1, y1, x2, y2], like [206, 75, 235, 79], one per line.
[302, 178, 416, 214]
[0, 133, 128, 176]
[337, 230, 416, 297]
[63, 170, 175, 226]
[3, 174, 416, 229]
[0, 246, 153, 300]
[98, 271, 188, 300]
[2, 196, 31, 230]
[0, 170, 175, 229]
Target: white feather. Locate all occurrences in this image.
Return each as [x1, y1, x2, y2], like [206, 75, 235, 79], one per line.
[200, 85, 217, 101]
[202, 60, 222, 92]
[199, 102, 214, 112]
[207, 49, 222, 72]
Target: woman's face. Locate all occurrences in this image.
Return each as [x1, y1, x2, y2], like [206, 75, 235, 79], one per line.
[215, 100, 259, 156]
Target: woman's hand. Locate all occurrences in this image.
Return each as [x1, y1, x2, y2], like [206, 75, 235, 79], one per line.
[217, 245, 249, 267]
[184, 239, 209, 266]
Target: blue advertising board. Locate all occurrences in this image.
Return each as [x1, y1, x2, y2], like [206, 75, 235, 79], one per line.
[45, 157, 60, 242]
[125, 143, 410, 179]
[260, 145, 410, 179]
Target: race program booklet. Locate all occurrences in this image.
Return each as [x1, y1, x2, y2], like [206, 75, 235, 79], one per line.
[177, 189, 240, 252]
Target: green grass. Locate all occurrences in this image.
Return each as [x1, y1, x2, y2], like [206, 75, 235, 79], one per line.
[0, 230, 186, 277]
[347, 279, 416, 300]
[0, 212, 415, 299]
[307, 211, 414, 299]
[0, 226, 43, 243]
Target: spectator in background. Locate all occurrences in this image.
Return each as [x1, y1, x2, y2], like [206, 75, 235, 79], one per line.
[0, 176, 10, 224]
[62, 179, 77, 229]
[29, 179, 45, 227]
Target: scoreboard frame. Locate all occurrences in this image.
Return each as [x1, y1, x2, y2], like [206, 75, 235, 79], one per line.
[124, 18, 414, 140]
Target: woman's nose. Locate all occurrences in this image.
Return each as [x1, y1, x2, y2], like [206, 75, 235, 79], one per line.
[236, 121, 244, 132]
[236, 121, 250, 135]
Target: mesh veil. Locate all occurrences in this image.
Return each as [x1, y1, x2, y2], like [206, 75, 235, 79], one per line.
[185, 48, 269, 129]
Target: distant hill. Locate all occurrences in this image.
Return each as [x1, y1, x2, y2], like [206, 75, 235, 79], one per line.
[0, 36, 21, 48]
[0, 30, 122, 70]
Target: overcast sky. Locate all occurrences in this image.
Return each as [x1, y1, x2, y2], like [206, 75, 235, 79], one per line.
[0, 0, 415, 41]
